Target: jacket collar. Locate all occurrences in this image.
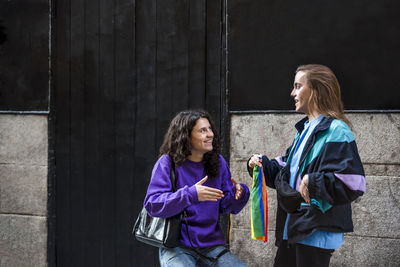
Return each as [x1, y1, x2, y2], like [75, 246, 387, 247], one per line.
[295, 115, 333, 134]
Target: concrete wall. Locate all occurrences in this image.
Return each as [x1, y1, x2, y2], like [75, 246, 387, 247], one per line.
[0, 115, 48, 267]
[0, 112, 398, 266]
[230, 113, 400, 267]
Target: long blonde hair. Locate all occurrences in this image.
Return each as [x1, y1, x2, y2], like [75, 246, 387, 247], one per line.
[296, 64, 352, 128]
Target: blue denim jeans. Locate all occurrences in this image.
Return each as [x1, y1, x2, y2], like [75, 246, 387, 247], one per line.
[159, 245, 248, 267]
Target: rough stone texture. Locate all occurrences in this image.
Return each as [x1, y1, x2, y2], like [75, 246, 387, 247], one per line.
[0, 214, 47, 267]
[362, 163, 400, 177]
[230, 113, 400, 266]
[230, 113, 400, 166]
[230, 228, 277, 267]
[352, 176, 400, 238]
[349, 113, 400, 165]
[331, 235, 400, 267]
[0, 115, 47, 267]
[0, 165, 47, 215]
[230, 114, 303, 162]
[231, 228, 400, 267]
[0, 115, 47, 165]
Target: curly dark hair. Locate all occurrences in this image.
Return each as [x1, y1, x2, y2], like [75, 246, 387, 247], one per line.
[159, 110, 221, 178]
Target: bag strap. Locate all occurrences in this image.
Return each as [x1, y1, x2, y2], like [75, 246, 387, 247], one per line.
[170, 159, 177, 192]
[183, 210, 229, 262]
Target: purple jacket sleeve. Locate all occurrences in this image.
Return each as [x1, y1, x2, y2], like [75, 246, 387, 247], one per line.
[144, 155, 198, 218]
[219, 156, 250, 214]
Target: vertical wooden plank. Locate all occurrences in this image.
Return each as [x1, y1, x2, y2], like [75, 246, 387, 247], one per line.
[83, 0, 101, 265]
[53, 0, 225, 265]
[98, 0, 117, 265]
[170, 0, 190, 112]
[155, 0, 190, 149]
[114, 0, 137, 265]
[205, 0, 231, 246]
[205, 0, 221, 120]
[188, 0, 206, 109]
[135, 0, 159, 265]
[220, 0, 230, 159]
[48, 0, 57, 264]
[69, 0, 86, 265]
[155, 0, 174, 146]
[205, 0, 222, 129]
[55, 0, 72, 266]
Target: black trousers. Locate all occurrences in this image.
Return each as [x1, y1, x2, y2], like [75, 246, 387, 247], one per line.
[274, 241, 334, 267]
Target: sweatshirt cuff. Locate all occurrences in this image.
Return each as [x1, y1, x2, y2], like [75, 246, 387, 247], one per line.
[188, 185, 199, 204]
[239, 183, 250, 203]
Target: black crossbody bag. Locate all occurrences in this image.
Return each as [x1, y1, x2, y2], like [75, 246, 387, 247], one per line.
[133, 158, 229, 261]
[133, 160, 181, 248]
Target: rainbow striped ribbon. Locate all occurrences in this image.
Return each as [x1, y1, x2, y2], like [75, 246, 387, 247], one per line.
[250, 164, 268, 242]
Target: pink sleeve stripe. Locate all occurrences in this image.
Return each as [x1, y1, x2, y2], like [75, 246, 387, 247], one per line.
[334, 173, 366, 192]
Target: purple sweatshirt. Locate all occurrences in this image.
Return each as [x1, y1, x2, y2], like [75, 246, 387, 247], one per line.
[144, 154, 249, 248]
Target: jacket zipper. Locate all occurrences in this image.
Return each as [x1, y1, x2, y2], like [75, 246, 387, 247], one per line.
[296, 133, 316, 179]
[293, 116, 330, 180]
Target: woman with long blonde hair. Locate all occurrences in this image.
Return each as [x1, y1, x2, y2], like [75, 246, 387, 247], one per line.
[248, 64, 365, 266]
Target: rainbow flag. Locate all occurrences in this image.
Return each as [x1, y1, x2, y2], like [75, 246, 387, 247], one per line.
[250, 164, 268, 242]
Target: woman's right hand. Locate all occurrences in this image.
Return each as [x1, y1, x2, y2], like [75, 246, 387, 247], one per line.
[195, 176, 224, 201]
[248, 154, 262, 169]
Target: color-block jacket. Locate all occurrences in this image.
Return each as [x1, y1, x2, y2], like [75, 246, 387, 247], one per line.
[247, 116, 366, 246]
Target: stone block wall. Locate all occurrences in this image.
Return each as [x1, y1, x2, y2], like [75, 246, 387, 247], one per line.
[229, 113, 400, 267]
[0, 115, 48, 267]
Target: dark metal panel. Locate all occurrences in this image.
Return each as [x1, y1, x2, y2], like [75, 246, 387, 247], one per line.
[220, 0, 230, 159]
[205, 0, 222, 132]
[47, 1, 57, 264]
[82, 0, 102, 265]
[53, 0, 226, 266]
[134, 0, 160, 265]
[68, 0, 87, 265]
[188, 0, 206, 109]
[155, 0, 185, 148]
[168, 0, 190, 112]
[113, 0, 137, 265]
[155, 0, 191, 119]
[0, 0, 49, 111]
[204, 0, 232, 246]
[54, 0, 72, 265]
[228, 0, 400, 111]
[98, 0, 117, 265]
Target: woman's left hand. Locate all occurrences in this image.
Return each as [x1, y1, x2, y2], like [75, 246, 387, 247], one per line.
[231, 178, 243, 200]
[299, 175, 310, 204]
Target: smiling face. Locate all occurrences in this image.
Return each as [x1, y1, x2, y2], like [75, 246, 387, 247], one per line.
[189, 118, 214, 161]
[291, 71, 312, 115]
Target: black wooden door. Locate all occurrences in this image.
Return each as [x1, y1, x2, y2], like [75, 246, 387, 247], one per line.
[51, 0, 227, 266]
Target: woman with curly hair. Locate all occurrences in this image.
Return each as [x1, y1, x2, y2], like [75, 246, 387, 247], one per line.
[144, 110, 249, 267]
